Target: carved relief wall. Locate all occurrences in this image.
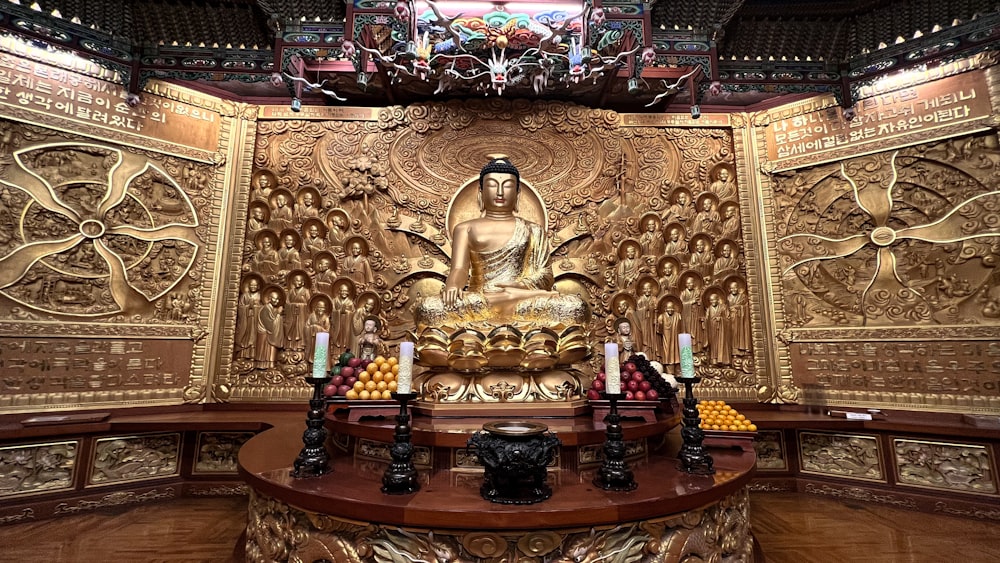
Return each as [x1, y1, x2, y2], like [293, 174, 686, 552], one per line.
[224, 101, 760, 402]
[756, 56, 1000, 412]
[0, 45, 243, 413]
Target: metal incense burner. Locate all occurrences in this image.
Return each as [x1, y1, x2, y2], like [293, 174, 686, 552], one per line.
[467, 420, 561, 505]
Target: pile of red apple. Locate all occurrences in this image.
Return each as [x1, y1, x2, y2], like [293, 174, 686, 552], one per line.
[586, 359, 661, 402]
[322, 350, 363, 398]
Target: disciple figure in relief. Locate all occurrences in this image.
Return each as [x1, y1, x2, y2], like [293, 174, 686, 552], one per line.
[611, 296, 642, 354]
[639, 214, 665, 256]
[255, 288, 284, 369]
[305, 296, 331, 368]
[282, 272, 311, 351]
[313, 253, 337, 295]
[295, 190, 320, 223]
[247, 203, 269, 234]
[663, 225, 688, 262]
[709, 166, 738, 200]
[668, 190, 695, 224]
[690, 236, 715, 278]
[616, 241, 642, 289]
[330, 283, 356, 351]
[301, 222, 327, 260]
[727, 280, 751, 356]
[252, 232, 280, 278]
[342, 238, 374, 288]
[350, 293, 383, 348]
[277, 232, 302, 272]
[714, 241, 740, 273]
[269, 192, 294, 232]
[692, 195, 721, 236]
[658, 257, 680, 290]
[250, 173, 274, 202]
[615, 316, 636, 358]
[704, 292, 731, 366]
[235, 276, 262, 361]
[656, 299, 683, 366]
[680, 274, 706, 352]
[720, 203, 741, 240]
[635, 279, 660, 358]
[326, 211, 348, 252]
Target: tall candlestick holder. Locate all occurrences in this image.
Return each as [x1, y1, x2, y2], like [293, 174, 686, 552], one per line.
[381, 392, 420, 495]
[593, 392, 638, 491]
[677, 376, 715, 475]
[291, 374, 332, 478]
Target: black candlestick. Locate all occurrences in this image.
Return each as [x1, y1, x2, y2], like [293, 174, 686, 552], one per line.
[593, 392, 638, 491]
[291, 375, 332, 478]
[677, 376, 715, 475]
[382, 392, 420, 495]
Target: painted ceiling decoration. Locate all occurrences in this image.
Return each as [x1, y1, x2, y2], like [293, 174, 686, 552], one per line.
[0, 0, 997, 111]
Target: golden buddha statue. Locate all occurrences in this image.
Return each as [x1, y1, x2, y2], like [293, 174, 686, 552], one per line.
[411, 155, 590, 375]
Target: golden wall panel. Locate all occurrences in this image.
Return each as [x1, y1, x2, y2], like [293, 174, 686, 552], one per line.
[87, 433, 180, 486]
[0, 47, 238, 412]
[753, 430, 787, 471]
[0, 440, 77, 498]
[798, 431, 884, 482]
[753, 55, 1000, 413]
[892, 437, 997, 495]
[226, 100, 765, 403]
[192, 431, 255, 475]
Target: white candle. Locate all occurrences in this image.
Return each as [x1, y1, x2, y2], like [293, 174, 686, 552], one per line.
[312, 332, 330, 378]
[605, 342, 621, 394]
[679, 333, 694, 378]
[397, 341, 414, 394]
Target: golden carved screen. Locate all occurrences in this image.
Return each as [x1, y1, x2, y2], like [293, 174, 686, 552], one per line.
[224, 100, 761, 402]
[755, 60, 1000, 412]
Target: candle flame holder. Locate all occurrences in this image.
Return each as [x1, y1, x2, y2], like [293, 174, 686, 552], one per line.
[677, 376, 715, 475]
[381, 392, 420, 495]
[291, 375, 332, 478]
[593, 392, 638, 491]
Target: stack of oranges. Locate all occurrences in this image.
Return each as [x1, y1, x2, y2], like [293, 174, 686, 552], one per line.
[345, 356, 399, 400]
[696, 400, 757, 432]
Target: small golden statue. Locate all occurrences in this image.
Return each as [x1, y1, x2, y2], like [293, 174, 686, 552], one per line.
[410, 155, 591, 390]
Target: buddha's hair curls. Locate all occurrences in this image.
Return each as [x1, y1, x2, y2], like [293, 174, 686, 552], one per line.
[479, 156, 520, 190]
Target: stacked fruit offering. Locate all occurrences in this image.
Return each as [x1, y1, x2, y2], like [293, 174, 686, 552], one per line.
[696, 400, 757, 432]
[585, 354, 677, 402]
[323, 351, 400, 400]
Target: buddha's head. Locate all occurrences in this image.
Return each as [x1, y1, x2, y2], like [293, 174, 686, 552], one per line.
[284, 234, 296, 248]
[316, 257, 331, 272]
[314, 300, 328, 315]
[729, 281, 741, 295]
[721, 243, 732, 257]
[351, 241, 363, 256]
[479, 156, 520, 214]
[301, 192, 314, 207]
[246, 278, 259, 293]
[268, 291, 281, 306]
[257, 175, 271, 189]
[664, 301, 676, 315]
[616, 318, 632, 336]
[275, 193, 287, 208]
[251, 206, 265, 221]
[308, 224, 320, 238]
[709, 293, 721, 306]
[364, 317, 378, 334]
[338, 285, 350, 298]
[717, 168, 730, 182]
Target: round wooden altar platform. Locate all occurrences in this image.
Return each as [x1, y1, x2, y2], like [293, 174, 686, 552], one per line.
[238, 408, 757, 562]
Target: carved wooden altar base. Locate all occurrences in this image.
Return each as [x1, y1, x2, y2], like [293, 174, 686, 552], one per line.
[413, 368, 590, 416]
[238, 409, 759, 562]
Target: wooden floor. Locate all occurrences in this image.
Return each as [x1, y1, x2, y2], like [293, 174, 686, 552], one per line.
[0, 492, 996, 562]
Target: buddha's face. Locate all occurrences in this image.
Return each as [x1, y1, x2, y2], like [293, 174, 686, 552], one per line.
[292, 275, 304, 288]
[722, 244, 732, 257]
[339, 286, 350, 298]
[725, 206, 736, 219]
[677, 193, 688, 205]
[642, 283, 652, 296]
[247, 279, 259, 293]
[262, 237, 274, 250]
[284, 234, 295, 248]
[252, 207, 264, 220]
[718, 168, 730, 181]
[701, 199, 713, 212]
[665, 302, 676, 315]
[302, 193, 313, 207]
[618, 321, 631, 336]
[308, 225, 320, 238]
[364, 299, 375, 312]
[481, 172, 518, 213]
[617, 301, 629, 314]
[351, 242, 363, 256]
[645, 219, 657, 232]
[268, 292, 281, 306]
[315, 301, 327, 315]
[317, 258, 330, 272]
[332, 216, 345, 229]
[670, 228, 680, 242]
[696, 239, 706, 253]
[685, 277, 696, 290]
[257, 175, 271, 189]
[364, 319, 376, 333]
[276, 194, 287, 208]
[625, 246, 637, 259]
[662, 263, 674, 276]
[730, 282, 740, 295]
[710, 293, 720, 306]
